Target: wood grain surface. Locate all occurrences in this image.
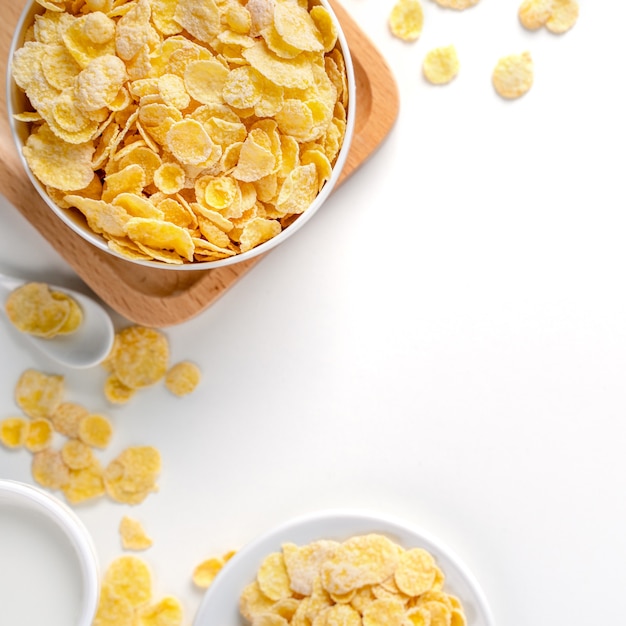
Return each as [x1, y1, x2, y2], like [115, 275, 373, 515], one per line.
[0, 0, 399, 327]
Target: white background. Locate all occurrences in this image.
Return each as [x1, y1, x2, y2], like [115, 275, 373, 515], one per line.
[1, 1, 625, 624]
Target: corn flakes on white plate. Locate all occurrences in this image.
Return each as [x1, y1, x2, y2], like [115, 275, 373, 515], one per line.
[193, 510, 495, 626]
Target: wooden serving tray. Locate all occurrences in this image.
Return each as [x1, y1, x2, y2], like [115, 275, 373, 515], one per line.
[0, 0, 399, 327]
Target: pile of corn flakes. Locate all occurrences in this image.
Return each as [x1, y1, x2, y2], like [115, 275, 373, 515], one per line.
[238, 533, 467, 626]
[0, 367, 162, 505]
[11, 0, 350, 264]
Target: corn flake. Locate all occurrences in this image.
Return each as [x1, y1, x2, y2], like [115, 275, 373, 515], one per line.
[389, 0, 424, 42]
[432, 0, 479, 9]
[23, 124, 95, 191]
[422, 45, 460, 85]
[136, 596, 184, 626]
[78, 413, 113, 448]
[103, 555, 152, 607]
[104, 445, 161, 505]
[108, 326, 170, 390]
[0, 417, 29, 449]
[61, 438, 96, 470]
[119, 516, 153, 551]
[50, 401, 89, 438]
[546, 0, 579, 34]
[93, 583, 135, 626]
[492, 51, 534, 99]
[518, 0, 552, 30]
[258, 552, 292, 602]
[164, 361, 201, 397]
[63, 460, 105, 504]
[5, 282, 71, 338]
[192, 556, 226, 589]
[25, 418, 54, 452]
[15, 369, 64, 419]
[32, 448, 71, 490]
[394, 548, 437, 596]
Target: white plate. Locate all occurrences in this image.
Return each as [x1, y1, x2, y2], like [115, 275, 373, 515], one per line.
[194, 509, 495, 626]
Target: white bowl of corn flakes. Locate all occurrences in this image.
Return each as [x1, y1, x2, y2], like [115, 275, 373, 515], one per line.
[0, 479, 100, 626]
[7, 0, 355, 268]
[193, 509, 496, 626]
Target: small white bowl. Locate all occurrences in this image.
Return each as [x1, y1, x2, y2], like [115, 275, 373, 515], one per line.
[7, 0, 356, 271]
[194, 509, 495, 626]
[0, 479, 99, 626]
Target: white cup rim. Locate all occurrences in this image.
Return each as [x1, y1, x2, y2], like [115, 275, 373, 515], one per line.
[0, 479, 100, 626]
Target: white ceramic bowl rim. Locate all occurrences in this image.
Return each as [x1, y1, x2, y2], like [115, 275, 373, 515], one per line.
[7, 0, 356, 271]
[194, 508, 495, 626]
[0, 479, 100, 626]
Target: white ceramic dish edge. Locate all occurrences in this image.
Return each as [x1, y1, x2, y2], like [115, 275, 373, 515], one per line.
[193, 508, 496, 626]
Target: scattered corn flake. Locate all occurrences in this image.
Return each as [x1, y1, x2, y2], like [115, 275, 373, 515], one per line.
[492, 51, 534, 100]
[0, 417, 29, 449]
[50, 401, 89, 438]
[24, 418, 54, 452]
[93, 582, 135, 626]
[192, 556, 226, 589]
[518, 0, 552, 30]
[104, 445, 161, 505]
[62, 459, 105, 504]
[104, 374, 136, 404]
[61, 438, 96, 470]
[431, 0, 479, 9]
[546, 0, 579, 34]
[109, 326, 170, 390]
[102, 555, 152, 607]
[78, 413, 113, 448]
[164, 361, 201, 397]
[136, 596, 184, 626]
[422, 45, 460, 85]
[119, 515, 153, 551]
[31, 447, 71, 490]
[389, 0, 424, 42]
[15, 369, 65, 419]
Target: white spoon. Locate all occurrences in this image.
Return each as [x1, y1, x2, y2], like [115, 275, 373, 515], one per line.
[0, 272, 115, 369]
